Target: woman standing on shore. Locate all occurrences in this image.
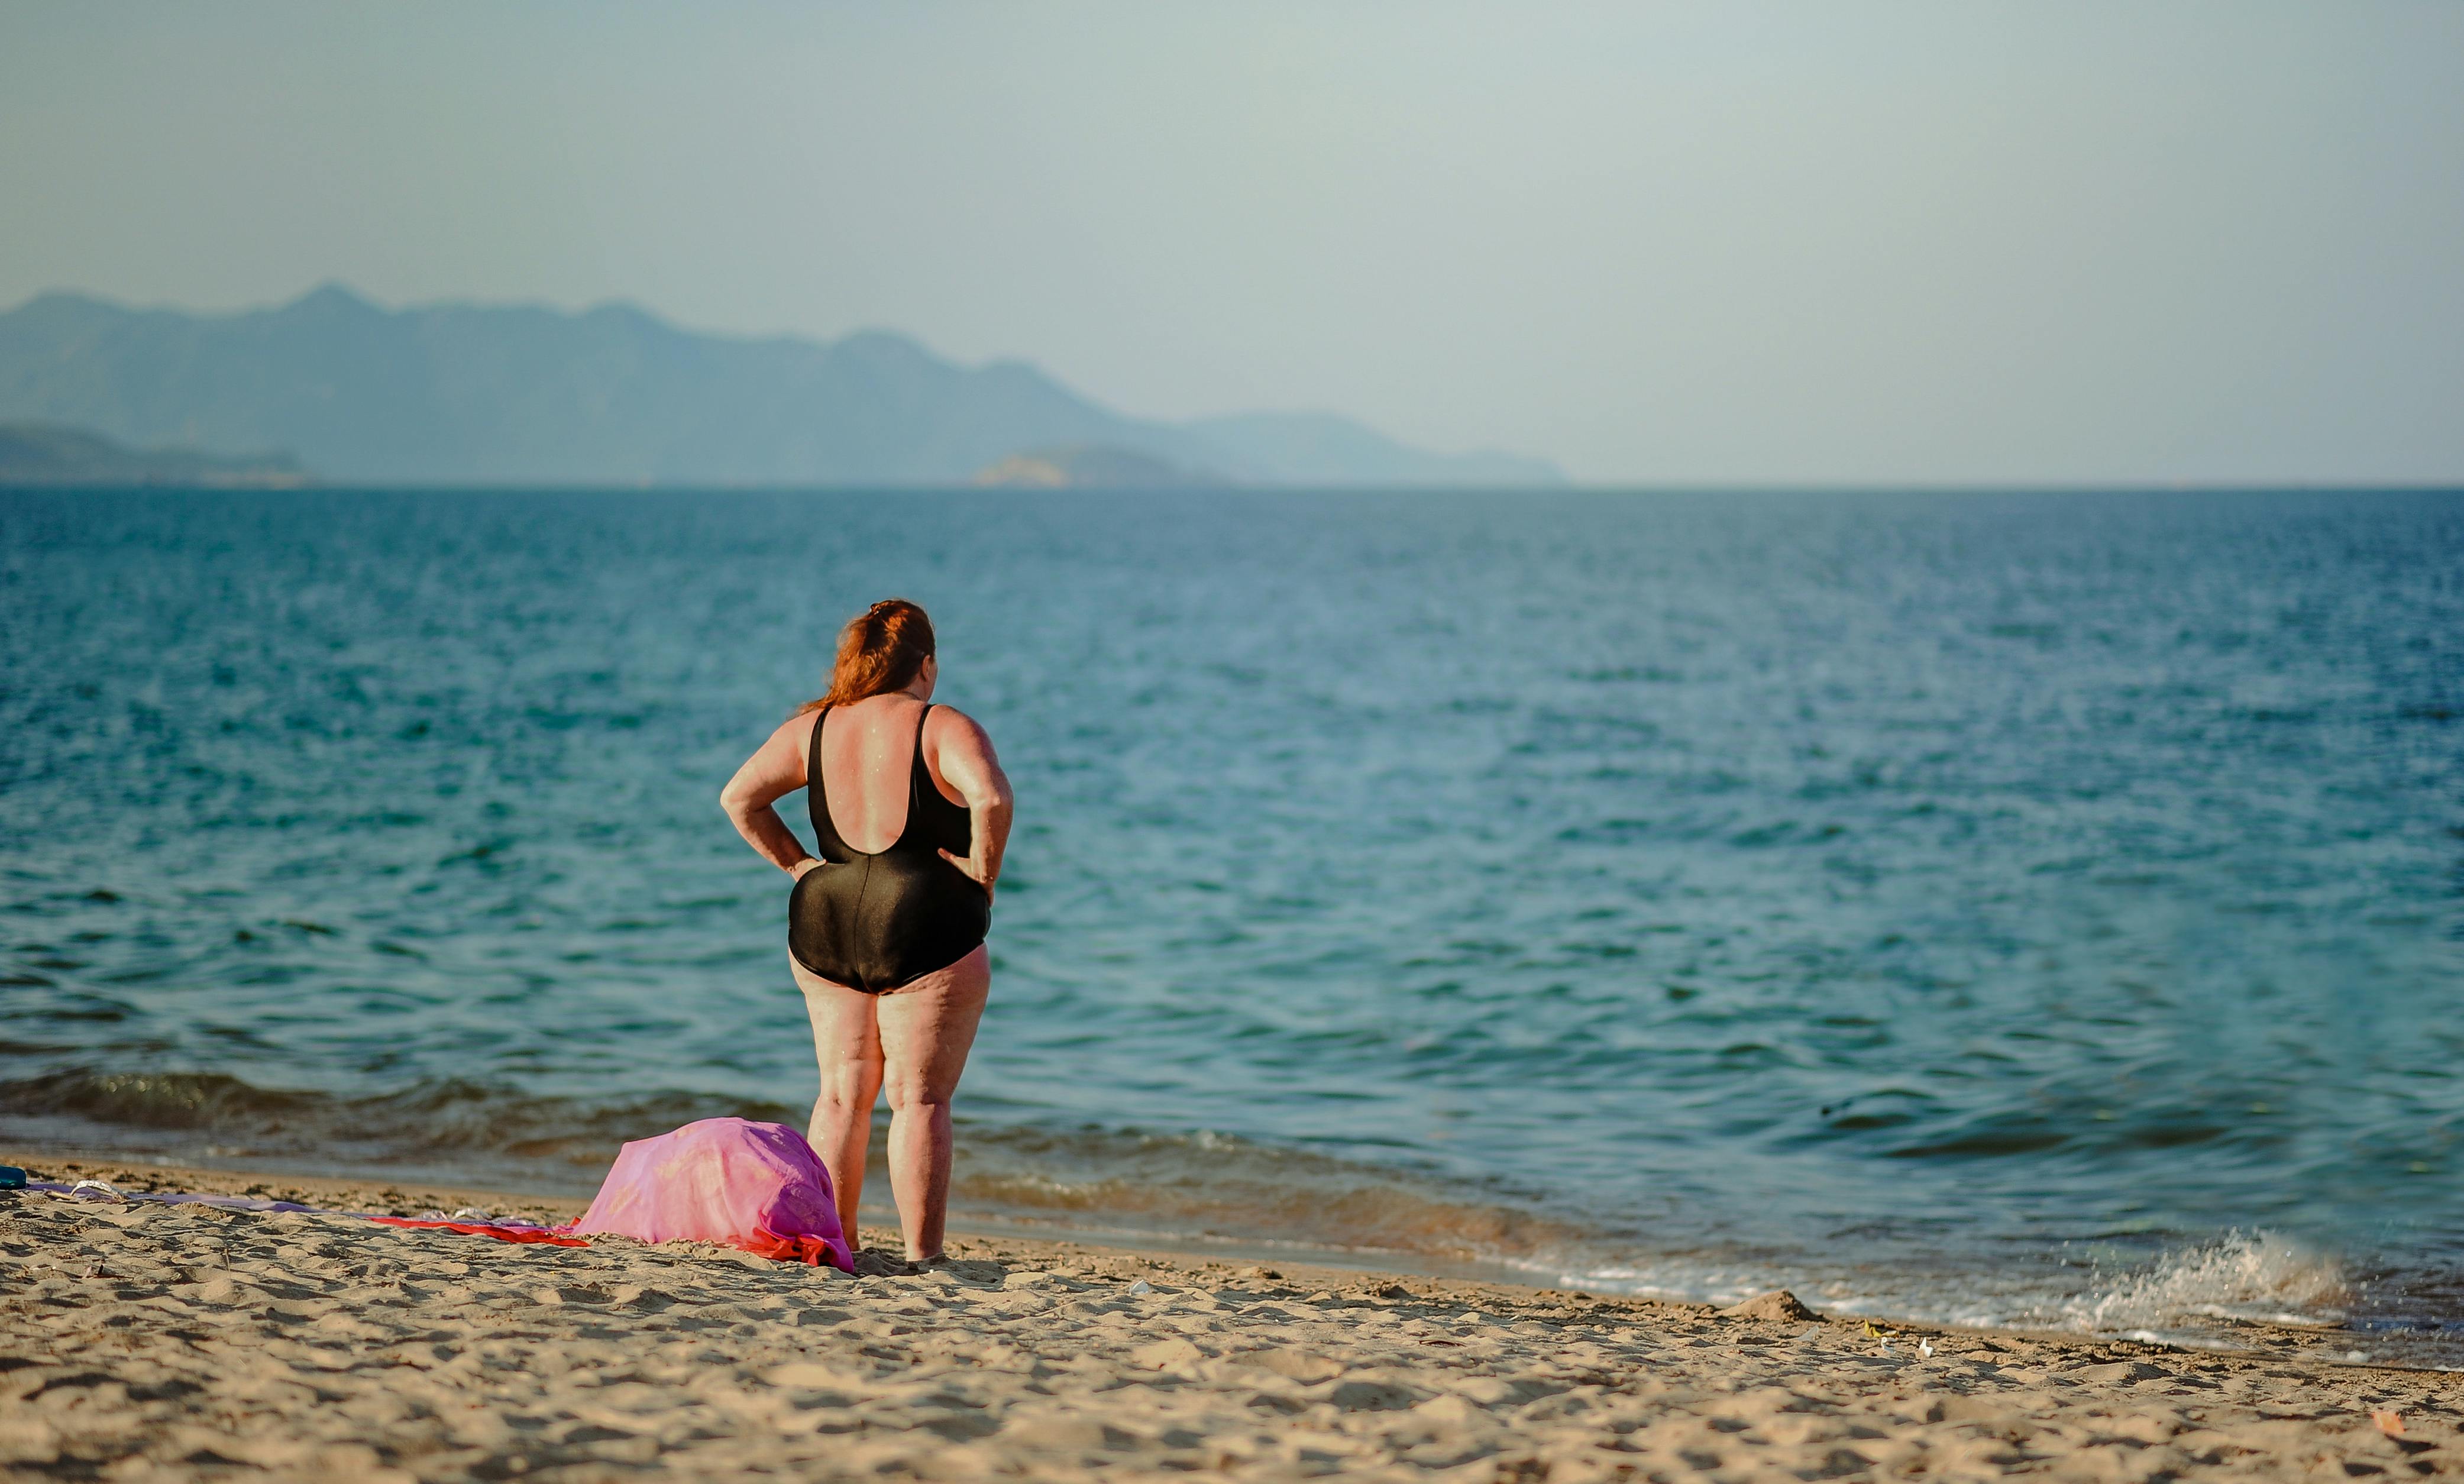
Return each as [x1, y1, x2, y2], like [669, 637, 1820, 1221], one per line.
[720, 599, 1013, 1263]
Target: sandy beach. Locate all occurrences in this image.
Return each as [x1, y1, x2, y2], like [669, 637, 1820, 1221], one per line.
[4, 1152, 2456, 1483]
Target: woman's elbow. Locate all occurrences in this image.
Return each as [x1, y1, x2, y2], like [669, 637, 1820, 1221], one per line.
[717, 783, 754, 819]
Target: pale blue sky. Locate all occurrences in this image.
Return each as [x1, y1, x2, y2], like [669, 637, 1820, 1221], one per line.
[3, 2, 2459, 483]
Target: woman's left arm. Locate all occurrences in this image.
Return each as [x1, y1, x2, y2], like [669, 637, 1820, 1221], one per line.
[930, 709, 1015, 900]
[720, 715, 821, 877]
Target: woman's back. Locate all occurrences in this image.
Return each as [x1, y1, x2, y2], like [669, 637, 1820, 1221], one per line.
[810, 695, 966, 853]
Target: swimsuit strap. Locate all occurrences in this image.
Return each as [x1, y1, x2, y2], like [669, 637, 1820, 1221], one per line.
[806, 706, 845, 857]
[895, 703, 934, 847]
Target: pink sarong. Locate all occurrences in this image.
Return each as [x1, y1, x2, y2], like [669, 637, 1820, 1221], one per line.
[569, 1117, 852, 1270]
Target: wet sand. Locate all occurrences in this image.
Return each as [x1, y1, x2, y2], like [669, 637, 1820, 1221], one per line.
[4, 1152, 2457, 1482]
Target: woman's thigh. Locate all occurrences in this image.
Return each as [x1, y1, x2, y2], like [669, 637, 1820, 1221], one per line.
[874, 944, 990, 1106]
[791, 953, 883, 1093]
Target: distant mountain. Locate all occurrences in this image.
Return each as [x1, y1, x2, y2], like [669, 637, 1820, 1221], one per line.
[0, 420, 306, 487]
[974, 445, 1214, 489]
[0, 286, 1563, 488]
[1182, 411, 1556, 488]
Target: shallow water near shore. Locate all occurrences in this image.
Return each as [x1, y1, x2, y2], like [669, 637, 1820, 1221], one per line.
[4, 486, 2461, 1363]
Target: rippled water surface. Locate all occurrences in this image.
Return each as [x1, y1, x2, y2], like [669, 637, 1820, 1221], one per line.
[4, 488, 2460, 1357]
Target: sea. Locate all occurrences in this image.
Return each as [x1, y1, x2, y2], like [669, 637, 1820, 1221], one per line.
[4, 486, 2460, 1363]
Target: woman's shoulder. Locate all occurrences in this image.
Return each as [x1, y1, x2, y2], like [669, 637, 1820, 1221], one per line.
[924, 701, 995, 752]
[926, 700, 988, 733]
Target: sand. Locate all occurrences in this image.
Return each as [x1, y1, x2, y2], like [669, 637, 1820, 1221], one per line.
[4, 1153, 2457, 1482]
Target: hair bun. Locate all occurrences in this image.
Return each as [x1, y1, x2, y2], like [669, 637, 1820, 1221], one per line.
[798, 598, 937, 714]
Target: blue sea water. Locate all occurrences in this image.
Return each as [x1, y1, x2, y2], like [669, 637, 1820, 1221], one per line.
[3, 487, 2460, 1357]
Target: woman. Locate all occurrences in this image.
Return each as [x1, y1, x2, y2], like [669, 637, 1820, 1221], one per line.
[720, 599, 1013, 1263]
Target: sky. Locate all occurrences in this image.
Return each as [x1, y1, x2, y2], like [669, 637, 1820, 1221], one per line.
[2, 2, 2460, 485]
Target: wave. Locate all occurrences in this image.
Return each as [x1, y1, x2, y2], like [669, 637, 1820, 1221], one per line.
[2058, 1231, 2351, 1334]
[1528, 1231, 2385, 1359]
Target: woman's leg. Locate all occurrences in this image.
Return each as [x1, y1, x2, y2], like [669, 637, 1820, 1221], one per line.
[791, 954, 885, 1241]
[874, 944, 990, 1262]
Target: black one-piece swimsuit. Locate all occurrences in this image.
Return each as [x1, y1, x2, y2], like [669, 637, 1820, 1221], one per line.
[787, 704, 988, 994]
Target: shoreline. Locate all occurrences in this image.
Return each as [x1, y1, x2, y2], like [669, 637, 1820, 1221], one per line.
[8, 1146, 2460, 1482]
[4, 1144, 2440, 1373]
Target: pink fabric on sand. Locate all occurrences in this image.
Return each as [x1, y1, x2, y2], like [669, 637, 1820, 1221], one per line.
[568, 1117, 852, 1270]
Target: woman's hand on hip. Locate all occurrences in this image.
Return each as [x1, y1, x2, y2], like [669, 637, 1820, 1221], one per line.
[790, 856, 826, 881]
[937, 848, 995, 900]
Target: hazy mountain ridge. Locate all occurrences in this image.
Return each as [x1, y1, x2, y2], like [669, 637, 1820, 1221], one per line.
[0, 421, 305, 487]
[0, 286, 1561, 487]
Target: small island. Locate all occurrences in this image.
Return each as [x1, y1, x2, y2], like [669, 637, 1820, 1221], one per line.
[972, 444, 1218, 489]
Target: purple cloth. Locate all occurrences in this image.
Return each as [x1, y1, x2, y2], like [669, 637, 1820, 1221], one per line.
[568, 1117, 852, 1269]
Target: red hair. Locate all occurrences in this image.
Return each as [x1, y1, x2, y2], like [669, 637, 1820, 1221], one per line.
[798, 599, 935, 714]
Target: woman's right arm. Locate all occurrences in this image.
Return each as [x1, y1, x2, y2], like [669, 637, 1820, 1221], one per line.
[930, 709, 1014, 901]
[719, 714, 822, 877]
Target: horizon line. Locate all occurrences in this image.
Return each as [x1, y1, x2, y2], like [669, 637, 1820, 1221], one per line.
[5, 477, 2460, 497]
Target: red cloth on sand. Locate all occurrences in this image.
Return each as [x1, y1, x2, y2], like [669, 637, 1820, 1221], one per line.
[366, 1217, 589, 1247]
